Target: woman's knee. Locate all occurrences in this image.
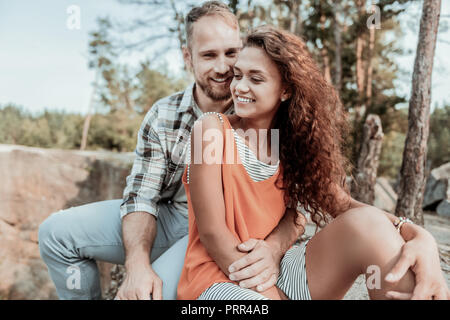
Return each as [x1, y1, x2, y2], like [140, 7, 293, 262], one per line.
[332, 206, 402, 263]
[335, 206, 394, 239]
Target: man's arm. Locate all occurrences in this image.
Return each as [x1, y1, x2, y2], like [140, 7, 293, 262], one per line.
[116, 212, 163, 300]
[227, 207, 304, 292]
[116, 109, 167, 300]
[266, 208, 305, 264]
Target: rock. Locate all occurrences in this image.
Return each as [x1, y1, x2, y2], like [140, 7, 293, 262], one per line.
[423, 162, 450, 209]
[0, 144, 134, 299]
[437, 200, 450, 218]
[103, 265, 126, 300]
[349, 175, 398, 212]
[374, 177, 398, 213]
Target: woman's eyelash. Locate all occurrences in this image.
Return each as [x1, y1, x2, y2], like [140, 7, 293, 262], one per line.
[233, 74, 263, 83]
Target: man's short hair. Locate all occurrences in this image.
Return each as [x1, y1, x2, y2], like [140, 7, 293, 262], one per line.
[185, 1, 238, 49]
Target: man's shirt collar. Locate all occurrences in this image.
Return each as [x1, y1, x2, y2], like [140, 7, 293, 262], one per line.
[177, 82, 197, 113]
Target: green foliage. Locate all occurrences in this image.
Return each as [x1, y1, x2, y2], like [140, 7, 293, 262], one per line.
[0, 104, 144, 152]
[428, 104, 450, 168]
[0, 105, 24, 145]
[86, 109, 144, 152]
[378, 130, 406, 179]
[87, 21, 188, 115]
[135, 61, 187, 114]
[0, 107, 97, 151]
[377, 104, 450, 179]
[0, 105, 84, 149]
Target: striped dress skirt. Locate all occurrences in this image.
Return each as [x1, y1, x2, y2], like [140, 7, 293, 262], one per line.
[198, 239, 311, 300]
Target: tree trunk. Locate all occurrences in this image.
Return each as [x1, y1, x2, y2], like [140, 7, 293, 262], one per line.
[80, 71, 99, 151]
[355, 0, 366, 123]
[350, 0, 367, 167]
[332, 0, 342, 92]
[319, 14, 332, 84]
[365, 25, 375, 109]
[355, 35, 365, 99]
[170, 0, 186, 71]
[351, 114, 384, 205]
[288, 0, 301, 36]
[395, 0, 441, 225]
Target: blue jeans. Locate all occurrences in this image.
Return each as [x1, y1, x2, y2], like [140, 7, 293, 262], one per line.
[38, 199, 188, 300]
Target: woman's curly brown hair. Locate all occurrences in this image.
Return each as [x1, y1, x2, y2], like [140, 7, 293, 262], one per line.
[244, 25, 352, 227]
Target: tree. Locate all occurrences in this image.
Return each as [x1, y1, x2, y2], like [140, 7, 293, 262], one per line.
[81, 18, 117, 150]
[135, 61, 187, 114]
[351, 114, 384, 204]
[110, 0, 195, 69]
[395, 0, 441, 225]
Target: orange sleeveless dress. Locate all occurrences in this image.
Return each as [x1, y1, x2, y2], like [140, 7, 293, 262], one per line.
[176, 114, 286, 300]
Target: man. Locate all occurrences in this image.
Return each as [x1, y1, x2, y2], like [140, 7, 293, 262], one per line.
[39, 1, 448, 300]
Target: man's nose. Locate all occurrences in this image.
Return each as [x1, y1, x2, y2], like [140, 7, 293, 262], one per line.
[213, 56, 229, 75]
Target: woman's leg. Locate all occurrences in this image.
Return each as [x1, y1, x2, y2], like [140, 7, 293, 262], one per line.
[304, 206, 415, 300]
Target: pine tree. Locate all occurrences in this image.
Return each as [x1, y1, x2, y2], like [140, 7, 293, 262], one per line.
[395, 0, 441, 225]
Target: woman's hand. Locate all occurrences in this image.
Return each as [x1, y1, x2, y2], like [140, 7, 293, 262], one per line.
[228, 239, 281, 292]
[385, 224, 450, 300]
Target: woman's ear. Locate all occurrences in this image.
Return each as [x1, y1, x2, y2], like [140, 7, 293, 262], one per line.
[281, 88, 291, 102]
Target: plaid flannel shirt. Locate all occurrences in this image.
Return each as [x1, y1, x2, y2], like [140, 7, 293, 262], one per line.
[120, 83, 234, 219]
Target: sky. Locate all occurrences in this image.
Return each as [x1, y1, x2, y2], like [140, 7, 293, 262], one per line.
[0, 0, 449, 116]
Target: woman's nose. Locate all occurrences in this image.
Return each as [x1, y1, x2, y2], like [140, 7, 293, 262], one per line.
[235, 79, 249, 93]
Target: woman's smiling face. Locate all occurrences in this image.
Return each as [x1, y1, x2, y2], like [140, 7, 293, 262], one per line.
[230, 46, 288, 120]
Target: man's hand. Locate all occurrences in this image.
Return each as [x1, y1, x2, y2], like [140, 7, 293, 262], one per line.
[228, 239, 281, 292]
[115, 263, 163, 300]
[119, 211, 160, 300]
[385, 225, 450, 300]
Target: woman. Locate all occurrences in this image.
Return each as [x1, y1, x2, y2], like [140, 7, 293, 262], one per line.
[177, 25, 442, 300]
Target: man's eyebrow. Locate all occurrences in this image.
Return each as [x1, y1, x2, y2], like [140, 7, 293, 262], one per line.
[199, 47, 240, 55]
[199, 49, 217, 55]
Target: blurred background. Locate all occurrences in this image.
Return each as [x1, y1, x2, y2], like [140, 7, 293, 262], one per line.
[0, 0, 449, 300]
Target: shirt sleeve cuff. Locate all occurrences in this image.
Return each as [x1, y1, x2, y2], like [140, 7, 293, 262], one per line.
[119, 198, 159, 220]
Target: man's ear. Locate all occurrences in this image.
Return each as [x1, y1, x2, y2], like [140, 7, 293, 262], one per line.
[182, 46, 193, 72]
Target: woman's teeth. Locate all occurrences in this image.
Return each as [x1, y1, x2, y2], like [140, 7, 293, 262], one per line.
[212, 78, 227, 83]
[237, 96, 254, 103]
